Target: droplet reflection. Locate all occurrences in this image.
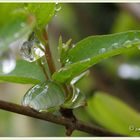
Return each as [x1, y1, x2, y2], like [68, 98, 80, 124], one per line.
[0, 49, 16, 74]
[20, 33, 45, 62]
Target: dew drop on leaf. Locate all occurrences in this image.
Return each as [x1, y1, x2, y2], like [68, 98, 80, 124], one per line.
[134, 38, 139, 43]
[65, 59, 71, 64]
[123, 40, 132, 48]
[14, 32, 20, 38]
[111, 43, 119, 49]
[99, 48, 106, 54]
[20, 22, 26, 27]
[71, 71, 89, 85]
[22, 81, 66, 112]
[20, 33, 45, 62]
[0, 48, 16, 74]
[72, 44, 75, 48]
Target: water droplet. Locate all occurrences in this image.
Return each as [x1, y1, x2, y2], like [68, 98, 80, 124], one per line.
[72, 44, 75, 48]
[66, 59, 69, 63]
[65, 59, 72, 65]
[14, 32, 20, 38]
[84, 58, 91, 62]
[55, 3, 61, 12]
[22, 81, 65, 112]
[40, 58, 46, 65]
[0, 49, 16, 74]
[123, 40, 132, 48]
[111, 43, 119, 49]
[20, 22, 26, 27]
[71, 71, 89, 85]
[134, 38, 139, 42]
[99, 48, 106, 54]
[20, 34, 45, 62]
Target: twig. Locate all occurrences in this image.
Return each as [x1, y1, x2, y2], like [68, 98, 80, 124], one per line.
[43, 29, 56, 75]
[0, 100, 124, 137]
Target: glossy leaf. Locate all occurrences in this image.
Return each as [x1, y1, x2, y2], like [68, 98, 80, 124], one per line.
[70, 70, 89, 85]
[62, 85, 86, 109]
[0, 4, 33, 50]
[87, 92, 140, 136]
[0, 18, 32, 51]
[22, 81, 65, 112]
[26, 3, 56, 28]
[0, 4, 24, 25]
[0, 60, 46, 84]
[53, 31, 140, 83]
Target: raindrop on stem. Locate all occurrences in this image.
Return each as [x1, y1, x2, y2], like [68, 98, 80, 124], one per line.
[22, 81, 65, 112]
[20, 33, 45, 62]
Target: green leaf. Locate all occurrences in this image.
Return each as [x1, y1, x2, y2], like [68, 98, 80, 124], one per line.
[0, 3, 24, 25]
[62, 85, 86, 109]
[0, 4, 33, 50]
[87, 92, 140, 136]
[27, 3, 56, 28]
[53, 30, 140, 83]
[0, 60, 46, 84]
[22, 81, 66, 112]
[70, 70, 89, 85]
[0, 3, 56, 50]
[0, 18, 32, 51]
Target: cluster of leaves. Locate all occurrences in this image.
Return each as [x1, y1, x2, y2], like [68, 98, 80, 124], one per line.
[1, 3, 140, 136]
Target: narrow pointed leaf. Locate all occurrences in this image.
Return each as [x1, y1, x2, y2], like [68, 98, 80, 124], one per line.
[27, 3, 56, 28]
[53, 31, 140, 83]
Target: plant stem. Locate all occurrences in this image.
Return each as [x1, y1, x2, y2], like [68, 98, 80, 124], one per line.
[34, 28, 56, 77]
[37, 59, 49, 80]
[42, 29, 56, 75]
[0, 100, 124, 137]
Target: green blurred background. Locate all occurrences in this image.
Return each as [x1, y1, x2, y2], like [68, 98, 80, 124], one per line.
[1, 3, 140, 136]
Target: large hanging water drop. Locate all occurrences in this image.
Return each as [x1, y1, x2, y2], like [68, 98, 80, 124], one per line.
[20, 33, 45, 62]
[0, 49, 16, 74]
[22, 81, 66, 112]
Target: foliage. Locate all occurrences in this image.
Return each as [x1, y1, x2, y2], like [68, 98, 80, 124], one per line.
[87, 92, 140, 136]
[0, 3, 140, 136]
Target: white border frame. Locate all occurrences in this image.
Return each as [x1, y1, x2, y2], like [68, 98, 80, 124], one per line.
[0, 0, 139, 3]
[0, 1, 140, 140]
